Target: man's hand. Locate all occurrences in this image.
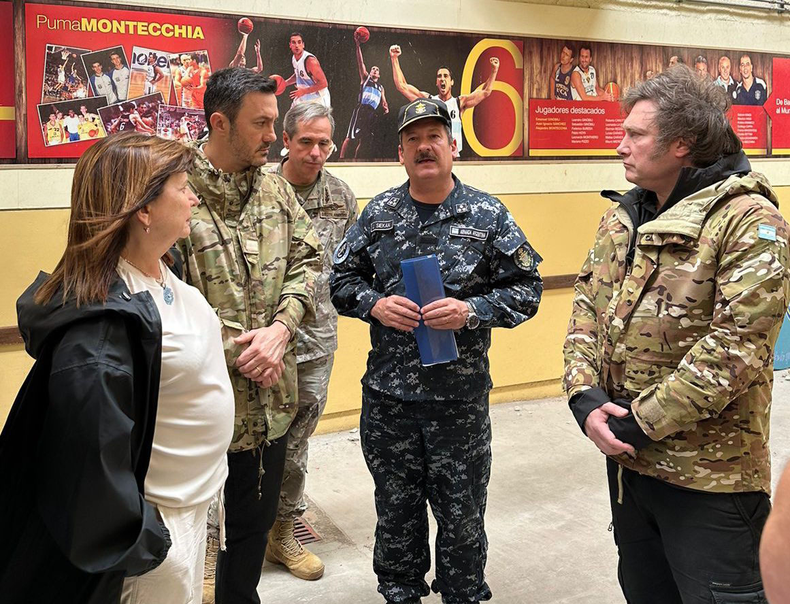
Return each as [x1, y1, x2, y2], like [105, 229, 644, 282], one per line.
[234, 322, 292, 384]
[252, 360, 285, 388]
[389, 45, 402, 58]
[371, 296, 421, 331]
[490, 57, 500, 69]
[583, 403, 636, 456]
[421, 298, 467, 330]
[290, 88, 308, 100]
[254, 39, 261, 53]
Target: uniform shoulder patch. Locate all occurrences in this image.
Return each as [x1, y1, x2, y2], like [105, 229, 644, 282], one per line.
[758, 224, 777, 241]
[333, 239, 350, 264]
[514, 243, 536, 271]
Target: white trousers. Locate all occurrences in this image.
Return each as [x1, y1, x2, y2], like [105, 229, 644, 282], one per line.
[121, 498, 211, 604]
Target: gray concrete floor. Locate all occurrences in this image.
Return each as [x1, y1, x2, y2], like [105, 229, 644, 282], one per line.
[256, 374, 790, 603]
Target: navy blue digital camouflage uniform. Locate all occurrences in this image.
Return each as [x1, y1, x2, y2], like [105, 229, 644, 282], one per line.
[330, 176, 543, 604]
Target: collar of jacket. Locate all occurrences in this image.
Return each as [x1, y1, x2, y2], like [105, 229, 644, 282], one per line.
[602, 151, 776, 241]
[17, 272, 161, 360]
[271, 158, 328, 208]
[385, 174, 471, 226]
[189, 141, 262, 219]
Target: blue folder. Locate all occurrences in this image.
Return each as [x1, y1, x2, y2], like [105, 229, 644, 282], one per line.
[401, 255, 458, 366]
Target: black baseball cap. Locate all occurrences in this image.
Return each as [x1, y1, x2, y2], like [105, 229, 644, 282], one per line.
[397, 98, 452, 133]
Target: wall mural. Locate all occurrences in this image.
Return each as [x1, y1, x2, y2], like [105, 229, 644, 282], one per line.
[13, 2, 790, 161]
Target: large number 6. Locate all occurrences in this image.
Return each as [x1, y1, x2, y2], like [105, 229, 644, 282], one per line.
[460, 39, 523, 157]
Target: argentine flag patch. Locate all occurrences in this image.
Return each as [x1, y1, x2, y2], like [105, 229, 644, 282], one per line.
[758, 224, 777, 242]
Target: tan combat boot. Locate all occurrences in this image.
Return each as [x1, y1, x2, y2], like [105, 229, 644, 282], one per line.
[264, 518, 325, 580]
[202, 535, 219, 604]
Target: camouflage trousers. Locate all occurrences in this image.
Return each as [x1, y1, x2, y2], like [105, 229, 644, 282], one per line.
[276, 353, 335, 520]
[360, 386, 493, 604]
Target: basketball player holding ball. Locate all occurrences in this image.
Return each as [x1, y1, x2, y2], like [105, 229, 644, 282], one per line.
[340, 26, 389, 159]
[230, 17, 264, 74]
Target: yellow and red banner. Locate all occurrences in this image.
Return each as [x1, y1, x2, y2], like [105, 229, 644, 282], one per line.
[24, 3, 524, 160]
[0, 1, 14, 159]
[14, 3, 790, 161]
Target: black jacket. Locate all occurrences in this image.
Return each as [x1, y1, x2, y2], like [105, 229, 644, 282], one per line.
[0, 273, 170, 604]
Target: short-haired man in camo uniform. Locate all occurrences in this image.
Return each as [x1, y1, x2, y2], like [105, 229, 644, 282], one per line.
[178, 67, 322, 604]
[264, 102, 358, 582]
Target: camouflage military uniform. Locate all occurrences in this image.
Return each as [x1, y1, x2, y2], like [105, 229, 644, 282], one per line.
[179, 145, 322, 452]
[331, 176, 543, 604]
[178, 144, 322, 603]
[564, 152, 790, 602]
[564, 158, 790, 493]
[270, 160, 358, 520]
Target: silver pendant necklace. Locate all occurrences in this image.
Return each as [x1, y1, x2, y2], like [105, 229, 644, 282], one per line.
[121, 257, 174, 305]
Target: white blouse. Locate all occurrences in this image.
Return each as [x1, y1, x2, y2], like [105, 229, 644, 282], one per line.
[117, 258, 234, 507]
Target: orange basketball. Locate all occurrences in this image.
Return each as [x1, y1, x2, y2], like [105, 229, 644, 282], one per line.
[237, 17, 253, 35]
[185, 71, 200, 87]
[354, 26, 370, 43]
[88, 129, 98, 138]
[605, 82, 620, 100]
[270, 74, 287, 96]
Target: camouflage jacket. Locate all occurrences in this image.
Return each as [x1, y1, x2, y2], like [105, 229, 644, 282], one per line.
[179, 145, 322, 450]
[564, 159, 790, 493]
[271, 160, 358, 363]
[330, 176, 543, 401]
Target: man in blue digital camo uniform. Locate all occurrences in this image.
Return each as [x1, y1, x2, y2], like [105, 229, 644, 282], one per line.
[330, 98, 543, 604]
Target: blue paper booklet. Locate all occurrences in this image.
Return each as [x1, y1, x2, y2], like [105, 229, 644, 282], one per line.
[401, 255, 459, 366]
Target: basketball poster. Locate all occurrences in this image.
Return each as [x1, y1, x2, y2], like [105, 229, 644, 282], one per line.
[0, 0, 14, 159]
[157, 104, 207, 141]
[25, 3, 233, 159]
[23, 3, 523, 161]
[80, 46, 131, 103]
[168, 50, 211, 109]
[525, 40, 777, 157]
[762, 57, 790, 156]
[98, 91, 163, 137]
[41, 44, 90, 104]
[128, 46, 172, 102]
[19, 2, 790, 161]
[37, 96, 107, 146]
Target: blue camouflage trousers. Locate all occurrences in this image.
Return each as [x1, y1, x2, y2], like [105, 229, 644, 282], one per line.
[360, 386, 493, 604]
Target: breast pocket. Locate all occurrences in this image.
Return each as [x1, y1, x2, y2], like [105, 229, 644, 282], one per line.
[366, 239, 401, 291]
[622, 285, 710, 392]
[442, 240, 486, 294]
[622, 309, 677, 392]
[242, 230, 286, 285]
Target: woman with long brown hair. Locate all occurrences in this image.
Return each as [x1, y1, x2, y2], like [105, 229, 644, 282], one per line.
[0, 133, 234, 604]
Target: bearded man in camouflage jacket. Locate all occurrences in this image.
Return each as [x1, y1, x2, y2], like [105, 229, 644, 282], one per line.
[564, 65, 790, 603]
[178, 68, 322, 604]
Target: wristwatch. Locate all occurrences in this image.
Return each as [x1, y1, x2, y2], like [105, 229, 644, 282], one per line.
[465, 301, 480, 330]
